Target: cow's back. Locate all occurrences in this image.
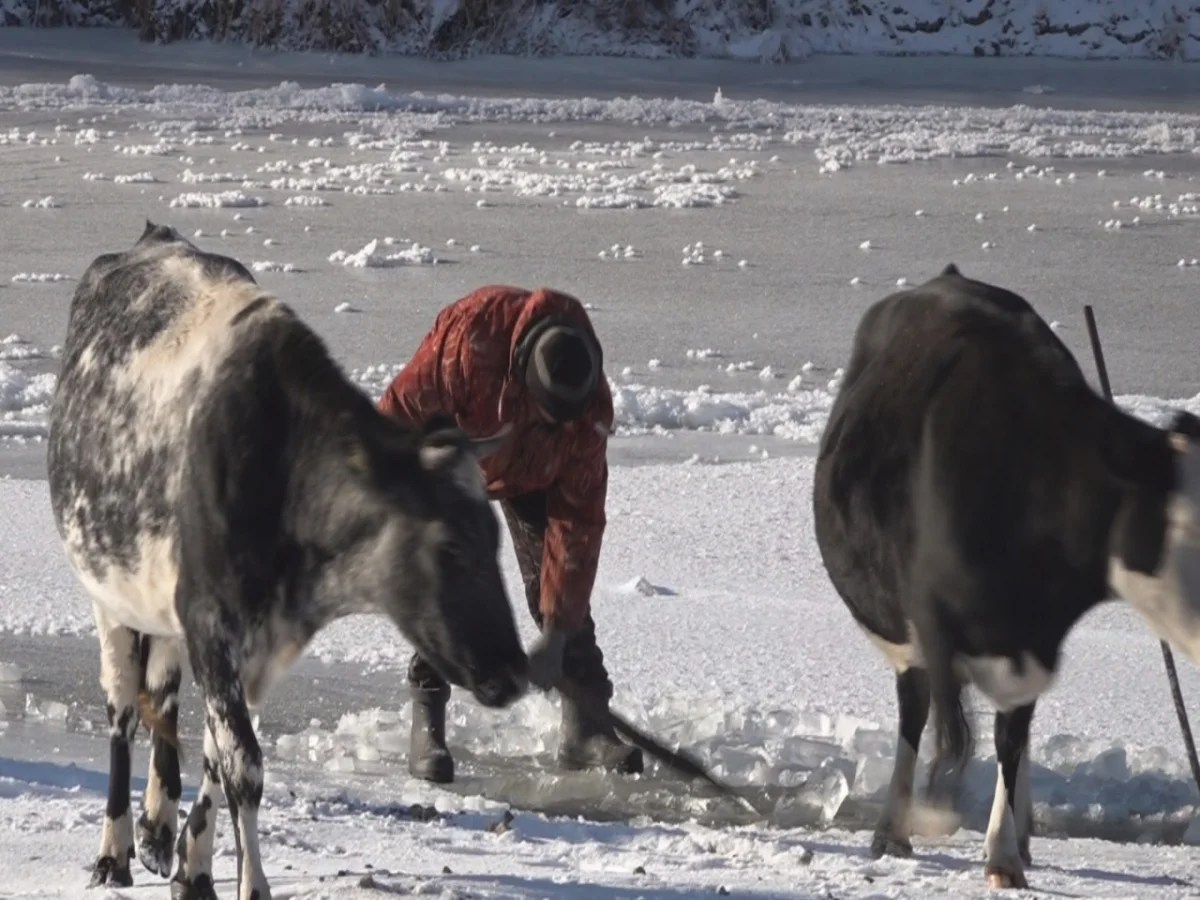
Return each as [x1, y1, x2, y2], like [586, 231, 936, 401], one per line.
[48, 223, 275, 634]
[813, 265, 1096, 643]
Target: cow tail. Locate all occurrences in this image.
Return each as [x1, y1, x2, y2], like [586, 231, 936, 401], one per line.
[919, 603, 973, 804]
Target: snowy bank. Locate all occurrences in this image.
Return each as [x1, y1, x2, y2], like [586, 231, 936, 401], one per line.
[8, 356, 1200, 446]
[0, 0, 1197, 61]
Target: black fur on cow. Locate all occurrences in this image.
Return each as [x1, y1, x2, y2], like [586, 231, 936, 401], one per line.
[813, 263, 1200, 889]
[47, 221, 528, 900]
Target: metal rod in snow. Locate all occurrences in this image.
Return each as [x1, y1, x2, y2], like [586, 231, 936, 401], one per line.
[1083, 304, 1200, 797]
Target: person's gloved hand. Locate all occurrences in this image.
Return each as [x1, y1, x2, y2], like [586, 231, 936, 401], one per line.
[527, 626, 567, 691]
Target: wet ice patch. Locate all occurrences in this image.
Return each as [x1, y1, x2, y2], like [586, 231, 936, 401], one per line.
[276, 700, 558, 775]
[266, 684, 1200, 838]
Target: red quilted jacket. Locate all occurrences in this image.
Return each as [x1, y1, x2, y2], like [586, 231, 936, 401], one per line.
[377, 285, 612, 632]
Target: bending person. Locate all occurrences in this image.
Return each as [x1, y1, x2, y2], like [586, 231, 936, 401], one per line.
[378, 284, 643, 784]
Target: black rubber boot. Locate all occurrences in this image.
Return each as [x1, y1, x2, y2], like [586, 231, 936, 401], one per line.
[408, 660, 454, 784]
[557, 691, 644, 775]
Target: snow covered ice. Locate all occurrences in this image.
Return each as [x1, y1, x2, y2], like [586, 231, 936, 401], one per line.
[6, 29, 1200, 900]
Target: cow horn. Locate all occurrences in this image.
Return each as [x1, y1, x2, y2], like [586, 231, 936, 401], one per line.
[468, 423, 513, 461]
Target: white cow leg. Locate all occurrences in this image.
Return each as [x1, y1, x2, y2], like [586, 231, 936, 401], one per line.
[207, 694, 271, 900]
[187, 624, 271, 900]
[983, 703, 1035, 889]
[871, 667, 930, 858]
[171, 723, 222, 900]
[90, 603, 143, 889]
[1015, 738, 1033, 865]
[137, 636, 185, 878]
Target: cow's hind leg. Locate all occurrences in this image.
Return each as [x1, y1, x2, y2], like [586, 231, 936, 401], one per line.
[983, 703, 1035, 890]
[184, 628, 270, 900]
[171, 721, 222, 900]
[90, 604, 143, 888]
[137, 636, 185, 878]
[870, 667, 930, 859]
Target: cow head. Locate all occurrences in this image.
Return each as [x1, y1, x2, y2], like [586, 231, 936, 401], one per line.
[365, 416, 527, 709]
[1108, 410, 1200, 664]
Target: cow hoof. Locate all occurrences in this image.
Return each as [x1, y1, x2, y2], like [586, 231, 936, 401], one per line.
[171, 872, 218, 900]
[984, 866, 1029, 890]
[869, 831, 912, 859]
[137, 813, 176, 876]
[89, 855, 134, 888]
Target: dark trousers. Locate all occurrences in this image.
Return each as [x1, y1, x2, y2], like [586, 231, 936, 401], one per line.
[408, 489, 614, 702]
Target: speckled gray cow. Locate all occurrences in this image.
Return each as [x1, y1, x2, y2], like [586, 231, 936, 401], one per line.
[47, 221, 529, 900]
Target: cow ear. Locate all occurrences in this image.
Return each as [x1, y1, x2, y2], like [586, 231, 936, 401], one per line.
[1171, 410, 1200, 442]
[421, 413, 459, 435]
[419, 427, 466, 472]
[344, 436, 371, 476]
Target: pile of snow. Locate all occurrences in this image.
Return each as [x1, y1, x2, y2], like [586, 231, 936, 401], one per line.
[447, 155, 752, 211]
[328, 238, 438, 268]
[116, 140, 177, 156]
[284, 194, 329, 207]
[681, 241, 733, 266]
[20, 196, 58, 209]
[610, 381, 835, 443]
[168, 190, 265, 209]
[598, 243, 640, 260]
[250, 260, 300, 273]
[0, 361, 56, 439]
[112, 171, 156, 184]
[0, 335, 48, 361]
[10, 272, 71, 283]
[178, 169, 246, 184]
